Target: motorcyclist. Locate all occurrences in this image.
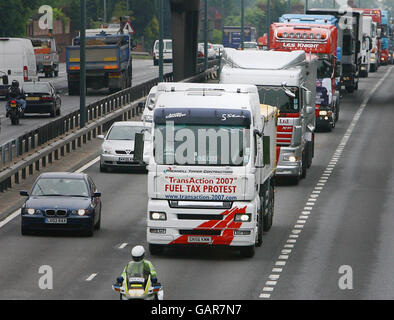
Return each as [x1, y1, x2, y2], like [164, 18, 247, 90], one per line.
[117, 245, 158, 286]
[5, 80, 26, 117]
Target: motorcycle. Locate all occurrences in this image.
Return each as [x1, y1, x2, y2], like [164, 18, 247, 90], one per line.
[112, 273, 164, 300]
[7, 100, 22, 125]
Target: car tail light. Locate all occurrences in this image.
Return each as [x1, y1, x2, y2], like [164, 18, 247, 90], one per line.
[24, 66, 28, 81]
[41, 95, 53, 101]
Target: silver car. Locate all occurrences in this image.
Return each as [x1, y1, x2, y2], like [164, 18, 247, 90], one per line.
[98, 121, 152, 172]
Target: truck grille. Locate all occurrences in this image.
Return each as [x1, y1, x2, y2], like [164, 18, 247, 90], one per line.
[177, 214, 223, 220]
[179, 230, 221, 236]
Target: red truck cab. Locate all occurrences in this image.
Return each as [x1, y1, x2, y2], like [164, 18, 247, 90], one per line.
[270, 23, 339, 131]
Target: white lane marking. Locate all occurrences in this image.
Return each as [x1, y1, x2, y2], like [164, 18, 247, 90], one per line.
[0, 210, 20, 228]
[258, 66, 393, 299]
[86, 273, 98, 281]
[75, 156, 100, 173]
[0, 155, 101, 229]
[119, 243, 128, 249]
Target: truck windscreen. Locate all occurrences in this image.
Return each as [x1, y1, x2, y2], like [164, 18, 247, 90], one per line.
[257, 86, 299, 113]
[154, 124, 250, 167]
[316, 58, 333, 78]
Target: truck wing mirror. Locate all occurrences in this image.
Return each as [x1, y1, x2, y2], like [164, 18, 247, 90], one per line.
[292, 126, 303, 146]
[263, 136, 271, 166]
[304, 89, 312, 107]
[306, 106, 314, 114]
[134, 132, 145, 164]
[335, 64, 341, 78]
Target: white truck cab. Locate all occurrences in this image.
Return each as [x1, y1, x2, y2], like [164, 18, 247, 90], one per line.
[220, 49, 316, 184]
[360, 16, 373, 77]
[141, 82, 277, 258]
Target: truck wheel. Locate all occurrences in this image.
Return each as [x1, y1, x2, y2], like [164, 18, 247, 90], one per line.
[306, 142, 312, 169]
[301, 151, 307, 179]
[256, 197, 264, 247]
[149, 244, 165, 255]
[240, 246, 255, 258]
[263, 184, 274, 232]
[335, 104, 340, 122]
[68, 83, 79, 96]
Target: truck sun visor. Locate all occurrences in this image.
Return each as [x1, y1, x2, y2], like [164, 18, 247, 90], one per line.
[154, 108, 251, 126]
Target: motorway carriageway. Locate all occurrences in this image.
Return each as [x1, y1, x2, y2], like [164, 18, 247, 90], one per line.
[0, 59, 172, 145]
[0, 66, 392, 299]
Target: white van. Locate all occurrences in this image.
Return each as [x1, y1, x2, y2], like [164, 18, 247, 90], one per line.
[0, 38, 38, 98]
[153, 39, 172, 65]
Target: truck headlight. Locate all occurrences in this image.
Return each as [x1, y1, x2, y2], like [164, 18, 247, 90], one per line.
[234, 213, 251, 222]
[283, 155, 297, 162]
[150, 212, 167, 220]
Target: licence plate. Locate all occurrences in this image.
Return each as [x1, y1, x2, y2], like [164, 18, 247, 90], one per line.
[10, 104, 16, 108]
[45, 218, 67, 224]
[118, 157, 133, 162]
[26, 97, 40, 101]
[188, 236, 212, 244]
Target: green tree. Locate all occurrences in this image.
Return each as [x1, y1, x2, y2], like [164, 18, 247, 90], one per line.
[144, 16, 159, 52]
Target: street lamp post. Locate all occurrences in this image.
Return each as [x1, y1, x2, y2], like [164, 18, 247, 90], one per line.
[159, 0, 164, 82]
[241, 0, 245, 50]
[267, 0, 271, 47]
[104, 0, 107, 23]
[204, 0, 208, 70]
[80, 0, 86, 128]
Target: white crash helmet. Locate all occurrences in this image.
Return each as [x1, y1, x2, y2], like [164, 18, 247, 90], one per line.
[131, 245, 145, 262]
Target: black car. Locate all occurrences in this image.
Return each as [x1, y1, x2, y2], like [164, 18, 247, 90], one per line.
[20, 172, 102, 236]
[22, 82, 61, 117]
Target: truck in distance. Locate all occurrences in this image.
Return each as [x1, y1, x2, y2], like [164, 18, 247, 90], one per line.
[269, 22, 340, 131]
[66, 31, 133, 95]
[307, 8, 364, 94]
[220, 49, 316, 184]
[222, 26, 257, 49]
[30, 37, 60, 78]
[358, 9, 382, 71]
[137, 82, 277, 258]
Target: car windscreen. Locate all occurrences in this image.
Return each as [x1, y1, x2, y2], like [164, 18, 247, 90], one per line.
[106, 126, 147, 140]
[31, 178, 89, 197]
[23, 83, 50, 93]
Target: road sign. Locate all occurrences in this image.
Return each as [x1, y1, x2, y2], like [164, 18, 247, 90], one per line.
[123, 21, 135, 34]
